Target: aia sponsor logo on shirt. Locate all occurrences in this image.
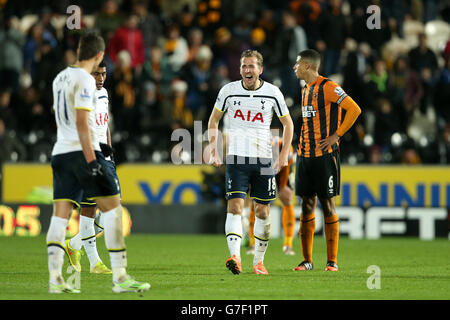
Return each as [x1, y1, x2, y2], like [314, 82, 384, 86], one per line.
[95, 112, 108, 126]
[233, 109, 264, 123]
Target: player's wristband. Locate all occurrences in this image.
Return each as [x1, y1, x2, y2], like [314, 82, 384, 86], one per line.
[100, 143, 114, 157]
[88, 160, 104, 177]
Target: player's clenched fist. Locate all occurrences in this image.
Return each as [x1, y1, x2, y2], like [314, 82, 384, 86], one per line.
[209, 149, 223, 167]
[273, 150, 288, 174]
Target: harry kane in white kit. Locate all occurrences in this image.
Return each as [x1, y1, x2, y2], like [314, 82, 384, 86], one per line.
[208, 50, 294, 275]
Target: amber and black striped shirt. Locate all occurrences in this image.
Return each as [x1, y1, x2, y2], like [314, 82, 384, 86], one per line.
[298, 76, 349, 158]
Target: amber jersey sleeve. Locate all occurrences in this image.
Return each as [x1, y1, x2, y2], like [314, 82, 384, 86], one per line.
[323, 80, 361, 137]
[297, 76, 361, 158]
[335, 96, 361, 137]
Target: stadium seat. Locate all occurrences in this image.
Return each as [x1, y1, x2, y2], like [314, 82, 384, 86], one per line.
[83, 15, 96, 29]
[425, 20, 450, 54]
[51, 15, 68, 39]
[407, 108, 437, 144]
[381, 35, 410, 68]
[403, 19, 425, 47]
[329, 73, 343, 85]
[18, 14, 39, 33]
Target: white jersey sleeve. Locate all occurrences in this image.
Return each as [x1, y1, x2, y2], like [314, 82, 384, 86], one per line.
[214, 84, 230, 113]
[93, 87, 110, 145]
[51, 66, 99, 156]
[272, 86, 289, 118]
[74, 72, 96, 111]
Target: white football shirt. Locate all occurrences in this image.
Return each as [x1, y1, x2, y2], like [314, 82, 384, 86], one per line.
[214, 80, 289, 158]
[51, 66, 100, 156]
[93, 87, 109, 145]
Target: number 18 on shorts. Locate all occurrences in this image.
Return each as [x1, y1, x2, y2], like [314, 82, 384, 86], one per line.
[225, 156, 277, 204]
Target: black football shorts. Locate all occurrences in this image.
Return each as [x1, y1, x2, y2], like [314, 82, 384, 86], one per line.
[225, 155, 276, 204]
[52, 151, 120, 208]
[295, 150, 340, 198]
[80, 156, 121, 207]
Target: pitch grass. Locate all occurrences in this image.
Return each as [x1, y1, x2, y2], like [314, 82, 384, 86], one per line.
[0, 234, 448, 300]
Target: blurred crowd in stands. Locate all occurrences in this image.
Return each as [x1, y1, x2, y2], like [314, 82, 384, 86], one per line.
[0, 0, 449, 167]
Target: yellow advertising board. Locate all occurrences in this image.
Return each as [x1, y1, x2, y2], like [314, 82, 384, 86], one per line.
[337, 166, 450, 208]
[117, 164, 214, 204]
[2, 164, 53, 203]
[1, 163, 215, 205]
[2, 163, 449, 207]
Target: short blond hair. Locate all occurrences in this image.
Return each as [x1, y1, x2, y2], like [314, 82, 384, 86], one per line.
[240, 49, 263, 67]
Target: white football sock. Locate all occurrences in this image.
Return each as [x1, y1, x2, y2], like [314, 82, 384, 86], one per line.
[94, 211, 104, 235]
[253, 217, 271, 265]
[69, 214, 93, 251]
[225, 213, 242, 258]
[102, 205, 127, 282]
[241, 207, 250, 240]
[70, 211, 103, 251]
[69, 232, 82, 250]
[79, 215, 101, 269]
[46, 216, 68, 283]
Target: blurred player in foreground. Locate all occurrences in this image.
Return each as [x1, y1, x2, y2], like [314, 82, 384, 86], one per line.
[47, 33, 150, 293]
[65, 61, 116, 275]
[208, 49, 293, 275]
[292, 49, 361, 272]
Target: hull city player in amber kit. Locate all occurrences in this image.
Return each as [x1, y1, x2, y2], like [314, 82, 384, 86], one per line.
[292, 49, 361, 272]
[208, 50, 294, 275]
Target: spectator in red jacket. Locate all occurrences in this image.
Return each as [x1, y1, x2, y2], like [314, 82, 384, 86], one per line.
[108, 14, 145, 71]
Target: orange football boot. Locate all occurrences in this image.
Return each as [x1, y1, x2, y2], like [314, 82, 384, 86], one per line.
[293, 260, 314, 271]
[325, 261, 338, 271]
[225, 255, 242, 275]
[253, 261, 269, 275]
